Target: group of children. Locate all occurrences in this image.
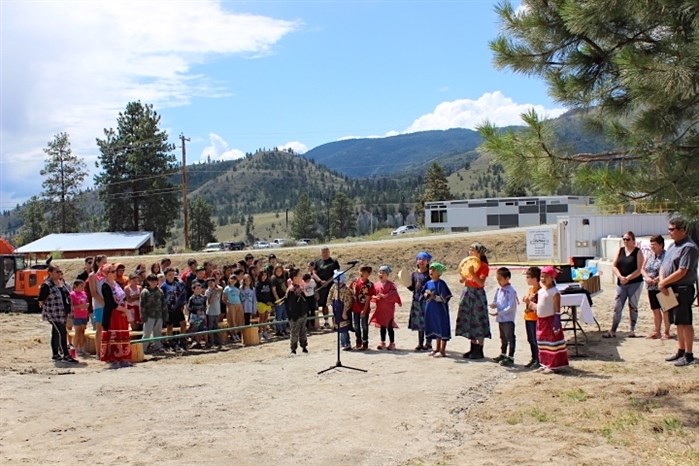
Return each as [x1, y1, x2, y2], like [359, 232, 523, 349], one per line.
[397, 248, 570, 373]
[486, 265, 569, 372]
[62, 248, 571, 374]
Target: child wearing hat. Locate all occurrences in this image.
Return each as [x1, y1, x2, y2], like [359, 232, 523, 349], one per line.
[371, 265, 402, 350]
[423, 262, 452, 357]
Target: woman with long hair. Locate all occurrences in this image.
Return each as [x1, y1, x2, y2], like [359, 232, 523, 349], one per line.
[100, 264, 132, 368]
[455, 242, 491, 359]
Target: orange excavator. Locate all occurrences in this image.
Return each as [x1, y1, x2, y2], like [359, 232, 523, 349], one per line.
[0, 238, 49, 313]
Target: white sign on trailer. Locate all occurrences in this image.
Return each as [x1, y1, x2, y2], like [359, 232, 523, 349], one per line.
[526, 229, 553, 260]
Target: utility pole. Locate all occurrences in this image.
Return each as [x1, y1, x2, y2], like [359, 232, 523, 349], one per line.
[180, 133, 191, 250]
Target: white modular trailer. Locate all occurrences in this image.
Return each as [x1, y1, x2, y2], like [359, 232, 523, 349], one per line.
[556, 213, 670, 262]
[424, 196, 597, 233]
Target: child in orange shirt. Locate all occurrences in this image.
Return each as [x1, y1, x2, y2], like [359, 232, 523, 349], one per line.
[522, 266, 541, 369]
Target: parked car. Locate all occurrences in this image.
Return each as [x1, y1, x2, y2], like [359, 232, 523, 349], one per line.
[224, 241, 246, 251]
[296, 238, 311, 246]
[272, 238, 286, 246]
[252, 240, 271, 249]
[391, 225, 419, 236]
[202, 242, 225, 252]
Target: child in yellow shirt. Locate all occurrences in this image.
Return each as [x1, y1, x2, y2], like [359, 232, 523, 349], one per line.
[522, 266, 541, 369]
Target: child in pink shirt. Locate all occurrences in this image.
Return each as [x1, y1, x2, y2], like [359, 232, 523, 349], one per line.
[70, 279, 89, 357]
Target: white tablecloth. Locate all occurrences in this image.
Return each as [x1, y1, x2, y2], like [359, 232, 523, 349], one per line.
[556, 284, 596, 325]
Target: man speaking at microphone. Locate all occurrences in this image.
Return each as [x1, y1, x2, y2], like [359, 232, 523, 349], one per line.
[313, 247, 340, 329]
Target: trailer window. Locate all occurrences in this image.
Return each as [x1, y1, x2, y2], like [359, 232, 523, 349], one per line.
[430, 209, 447, 223]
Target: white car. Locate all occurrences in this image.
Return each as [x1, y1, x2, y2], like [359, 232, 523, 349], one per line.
[272, 238, 286, 246]
[202, 242, 225, 252]
[391, 225, 419, 236]
[252, 240, 271, 249]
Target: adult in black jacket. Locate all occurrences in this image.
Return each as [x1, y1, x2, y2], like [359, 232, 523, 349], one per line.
[286, 268, 309, 355]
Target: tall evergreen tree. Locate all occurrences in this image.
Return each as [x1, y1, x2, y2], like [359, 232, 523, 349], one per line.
[479, 1, 699, 217]
[329, 192, 355, 238]
[40, 132, 88, 232]
[17, 196, 46, 245]
[290, 193, 318, 239]
[188, 197, 216, 250]
[418, 162, 453, 224]
[95, 102, 179, 244]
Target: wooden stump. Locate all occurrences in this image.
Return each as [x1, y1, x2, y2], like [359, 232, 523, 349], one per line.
[130, 342, 144, 363]
[242, 327, 260, 346]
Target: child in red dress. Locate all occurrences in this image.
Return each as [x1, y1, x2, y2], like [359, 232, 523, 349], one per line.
[371, 265, 402, 350]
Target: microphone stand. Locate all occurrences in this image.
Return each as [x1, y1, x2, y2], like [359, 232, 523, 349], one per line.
[318, 263, 367, 375]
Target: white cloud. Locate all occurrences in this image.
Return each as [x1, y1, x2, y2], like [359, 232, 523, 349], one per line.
[279, 141, 308, 154]
[0, 1, 300, 208]
[201, 133, 246, 161]
[515, 3, 530, 16]
[337, 91, 565, 144]
[405, 91, 566, 133]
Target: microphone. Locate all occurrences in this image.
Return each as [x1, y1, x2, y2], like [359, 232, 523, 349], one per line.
[346, 260, 360, 266]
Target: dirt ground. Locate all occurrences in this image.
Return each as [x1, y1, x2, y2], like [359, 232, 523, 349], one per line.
[1, 233, 697, 465]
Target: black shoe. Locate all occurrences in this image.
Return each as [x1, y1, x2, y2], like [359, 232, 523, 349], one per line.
[469, 344, 484, 360]
[665, 351, 685, 362]
[302, 347, 309, 353]
[62, 356, 79, 364]
[52, 354, 61, 361]
[493, 354, 506, 363]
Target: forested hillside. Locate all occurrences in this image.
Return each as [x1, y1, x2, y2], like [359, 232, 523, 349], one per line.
[1, 109, 612, 243]
[303, 128, 483, 177]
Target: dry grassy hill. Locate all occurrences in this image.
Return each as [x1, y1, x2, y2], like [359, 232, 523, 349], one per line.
[55, 230, 528, 279]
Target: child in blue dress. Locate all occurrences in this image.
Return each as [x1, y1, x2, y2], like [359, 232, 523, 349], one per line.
[423, 262, 452, 358]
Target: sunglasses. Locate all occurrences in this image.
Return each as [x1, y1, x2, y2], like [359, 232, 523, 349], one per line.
[668, 227, 678, 232]
[107, 270, 116, 274]
[622, 238, 632, 241]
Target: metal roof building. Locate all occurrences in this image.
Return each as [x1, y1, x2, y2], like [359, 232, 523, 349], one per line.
[15, 232, 155, 259]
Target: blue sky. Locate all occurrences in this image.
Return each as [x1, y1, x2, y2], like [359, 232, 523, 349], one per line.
[0, 0, 562, 210]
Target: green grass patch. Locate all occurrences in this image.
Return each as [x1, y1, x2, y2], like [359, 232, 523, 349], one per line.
[662, 416, 683, 432]
[600, 410, 644, 444]
[526, 407, 549, 422]
[562, 387, 589, 402]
